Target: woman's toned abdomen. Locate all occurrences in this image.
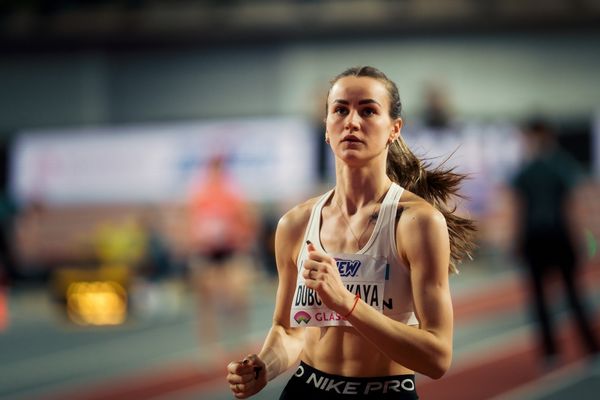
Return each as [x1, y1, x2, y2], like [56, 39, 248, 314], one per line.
[301, 326, 414, 377]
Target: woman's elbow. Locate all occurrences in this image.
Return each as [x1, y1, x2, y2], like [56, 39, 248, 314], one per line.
[424, 351, 452, 380]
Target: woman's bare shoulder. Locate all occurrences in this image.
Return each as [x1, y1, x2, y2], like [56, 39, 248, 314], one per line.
[277, 195, 322, 238]
[396, 189, 450, 270]
[397, 190, 446, 231]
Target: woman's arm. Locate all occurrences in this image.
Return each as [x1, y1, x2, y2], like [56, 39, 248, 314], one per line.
[258, 210, 308, 380]
[303, 202, 453, 379]
[227, 205, 309, 398]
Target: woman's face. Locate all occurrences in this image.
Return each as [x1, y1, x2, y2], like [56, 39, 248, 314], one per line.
[325, 76, 401, 165]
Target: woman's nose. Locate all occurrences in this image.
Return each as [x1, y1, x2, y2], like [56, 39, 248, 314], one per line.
[344, 111, 360, 131]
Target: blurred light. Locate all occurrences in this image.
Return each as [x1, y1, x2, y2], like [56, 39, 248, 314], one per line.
[66, 281, 127, 326]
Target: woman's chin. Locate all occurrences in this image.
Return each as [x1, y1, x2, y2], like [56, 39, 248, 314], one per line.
[335, 151, 372, 166]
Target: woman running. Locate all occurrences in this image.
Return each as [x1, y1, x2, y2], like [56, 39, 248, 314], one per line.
[227, 66, 476, 399]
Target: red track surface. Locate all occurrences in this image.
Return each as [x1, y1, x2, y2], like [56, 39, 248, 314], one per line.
[44, 264, 600, 400]
[418, 318, 599, 399]
[419, 264, 600, 399]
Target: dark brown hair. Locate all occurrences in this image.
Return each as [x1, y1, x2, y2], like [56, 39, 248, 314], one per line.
[329, 66, 476, 273]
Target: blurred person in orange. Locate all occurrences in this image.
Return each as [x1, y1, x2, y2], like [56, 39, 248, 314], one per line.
[187, 153, 258, 356]
[226, 66, 476, 399]
[511, 118, 599, 367]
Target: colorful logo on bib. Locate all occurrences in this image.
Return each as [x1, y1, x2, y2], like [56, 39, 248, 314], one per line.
[335, 258, 361, 277]
[294, 311, 312, 324]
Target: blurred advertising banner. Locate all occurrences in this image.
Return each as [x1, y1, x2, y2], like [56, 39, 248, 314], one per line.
[10, 118, 317, 205]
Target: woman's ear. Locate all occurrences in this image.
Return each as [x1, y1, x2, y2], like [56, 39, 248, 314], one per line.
[394, 117, 403, 135]
[389, 118, 403, 143]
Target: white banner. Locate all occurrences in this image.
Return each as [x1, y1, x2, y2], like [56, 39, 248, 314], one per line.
[10, 118, 317, 204]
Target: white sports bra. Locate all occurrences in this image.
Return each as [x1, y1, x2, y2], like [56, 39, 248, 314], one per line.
[290, 183, 418, 328]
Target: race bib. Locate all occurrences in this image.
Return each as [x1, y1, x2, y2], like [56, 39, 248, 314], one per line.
[290, 253, 388, 327]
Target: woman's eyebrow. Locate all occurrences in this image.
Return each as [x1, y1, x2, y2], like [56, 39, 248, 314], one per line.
[333, 99, 349, 105]
[358, 99, 381, 106]
[332, 99, 381, 106]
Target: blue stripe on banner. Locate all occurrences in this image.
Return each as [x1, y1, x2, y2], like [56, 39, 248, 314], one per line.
[385, 264, 390, 280]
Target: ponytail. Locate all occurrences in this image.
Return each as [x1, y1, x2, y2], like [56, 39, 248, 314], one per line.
[387, 137, 476, 273]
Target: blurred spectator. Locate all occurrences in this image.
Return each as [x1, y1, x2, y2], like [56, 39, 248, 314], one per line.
[420, 80, 455, 130]
[139, 210, 173, 282]
[187, 154, 258, 356]
[0, 138, 18, 282]
[511, 117, 599, 366]
[308, 83, 330, 184]
[0, 137, 18, 329]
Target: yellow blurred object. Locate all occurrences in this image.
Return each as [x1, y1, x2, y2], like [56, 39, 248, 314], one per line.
[52, 264, 130, 299]
[94, 218, 147, 266]
[52, 263, 131, 326]
[66, 280, 127, 326]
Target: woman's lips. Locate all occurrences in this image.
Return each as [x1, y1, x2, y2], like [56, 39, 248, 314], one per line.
[342, 135, 362, 143]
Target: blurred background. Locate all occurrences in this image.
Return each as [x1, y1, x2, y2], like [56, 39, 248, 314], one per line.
[1, 1, 600, 399]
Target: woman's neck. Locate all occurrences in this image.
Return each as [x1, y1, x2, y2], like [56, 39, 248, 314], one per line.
[333, 164, 392, 213]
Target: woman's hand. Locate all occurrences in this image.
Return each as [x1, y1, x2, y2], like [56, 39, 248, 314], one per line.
[302, 241, 355, 315]
[226, 354, 267, 399]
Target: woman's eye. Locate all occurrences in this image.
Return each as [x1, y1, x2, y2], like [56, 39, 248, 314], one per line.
[334, 107, 348, 116]
[361, 108, 375, 117]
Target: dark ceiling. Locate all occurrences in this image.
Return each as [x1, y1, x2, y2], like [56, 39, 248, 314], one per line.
[2, 0, 599, 52]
